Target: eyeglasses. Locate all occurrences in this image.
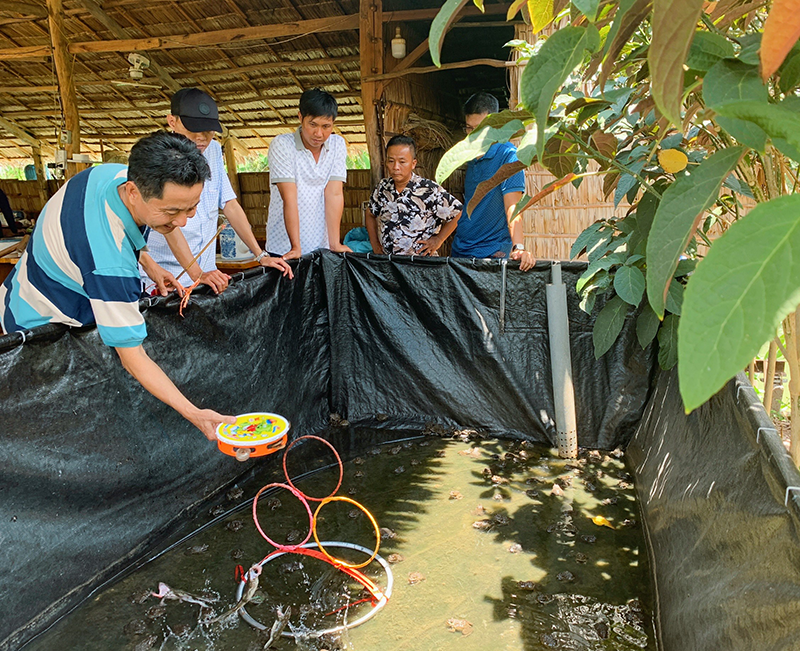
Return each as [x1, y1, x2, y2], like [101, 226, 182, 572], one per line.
[462, 125, 475, 135]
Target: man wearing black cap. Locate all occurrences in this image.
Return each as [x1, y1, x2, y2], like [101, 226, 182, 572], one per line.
[139, 88, 292, 293]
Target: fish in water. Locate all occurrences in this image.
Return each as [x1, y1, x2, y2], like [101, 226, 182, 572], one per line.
[262, 606, 291, 649]
[591, 515, 615, 529]
[151, 582, 216, 609]
[205, 566, 261, 624]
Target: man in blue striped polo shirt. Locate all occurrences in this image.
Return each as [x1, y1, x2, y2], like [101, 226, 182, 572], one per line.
[0, 131, 235, 440]
[451, 93, 536, 271]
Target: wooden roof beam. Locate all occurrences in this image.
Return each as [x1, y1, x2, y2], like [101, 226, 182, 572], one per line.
[0, 6, 511, 59]
[0, 1, 47, 17]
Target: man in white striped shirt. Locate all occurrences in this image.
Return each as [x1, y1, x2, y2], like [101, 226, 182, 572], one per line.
[140, 88, 292, 291]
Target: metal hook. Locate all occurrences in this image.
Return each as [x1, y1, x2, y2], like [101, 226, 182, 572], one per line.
[785, 486, 800, 506]
[366, 252, 371, 260]
[736, 384, 752, 402]
[756, 427, 778, 443]
[19, 330, 27, 344]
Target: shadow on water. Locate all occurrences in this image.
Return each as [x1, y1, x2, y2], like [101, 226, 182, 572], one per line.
[22, 428, 655, 651]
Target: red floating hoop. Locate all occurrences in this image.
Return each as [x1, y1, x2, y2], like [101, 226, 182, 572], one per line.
[251, 482, 313, 552]
[282, 435, 344, 502]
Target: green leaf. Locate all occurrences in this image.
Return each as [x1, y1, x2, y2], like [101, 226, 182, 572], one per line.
[570, 221, 604, 258]
[429, 0, 471, 68]
[687, 31, 735, 71]
[715, 101, 800, 163]
[779, 50, 800, 93]
[703, 59, 769, 151]
[661, 133, 684, 149]
[636, 304, 660, 348]
[678, 194, 800, 411]
[736, 33, 761, 65]
[564, 97, 611, 115]
[519, 26, 599, 161]
[657, 314, 679, 369]
[516, 128, 539, 166]
[435, 119, 524, 184]
[649, 0, 705, 125]
[674, 258, 697, 277]
[614, 265, 645, 305]
[593, 295, 629, 358]
[646, 146, 744, 318]
[666, 280, 684, 315]
[573, 0, 600, 21]
[474, 109, 533, 130]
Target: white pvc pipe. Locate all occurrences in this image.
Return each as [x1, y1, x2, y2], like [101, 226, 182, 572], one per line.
[546, 262, 578, 458]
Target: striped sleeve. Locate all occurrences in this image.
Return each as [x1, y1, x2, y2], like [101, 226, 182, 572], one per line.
[86, 267, 146, 348]
[268, 135, 296, 184]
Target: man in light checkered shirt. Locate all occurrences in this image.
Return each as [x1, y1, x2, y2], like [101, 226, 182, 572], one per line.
[139, 88, 292, 293]
[267, 88, 351, 259]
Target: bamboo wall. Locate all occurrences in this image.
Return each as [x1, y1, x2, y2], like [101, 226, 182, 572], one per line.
[230, 170, 373, 239]
[0, 179, 62, 217]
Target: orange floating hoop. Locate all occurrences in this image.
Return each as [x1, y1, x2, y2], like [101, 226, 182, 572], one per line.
[282, 435, 343, 502]
[252, 482, 313, 551]
[312, 496, 381, 569]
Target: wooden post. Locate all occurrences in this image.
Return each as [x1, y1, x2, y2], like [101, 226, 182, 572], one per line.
[222, 137, 241, 197]
[30, 146, 49, 209]
[47, 0, 80, 179]
[360, 0, 383, 187]
[764, 339, 778, 414]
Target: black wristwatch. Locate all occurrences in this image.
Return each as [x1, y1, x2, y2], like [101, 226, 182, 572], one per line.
[512, 243, 525, 252]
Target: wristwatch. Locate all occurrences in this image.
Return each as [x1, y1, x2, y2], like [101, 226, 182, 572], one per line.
[512, 243, 525, 252]
[254, 250, 268, 262]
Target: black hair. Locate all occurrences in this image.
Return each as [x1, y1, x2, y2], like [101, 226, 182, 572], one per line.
[464, 92, 499, 117]
[298, 88, 338, 120]
[128, 131, 211, 200]
[386, 134, 417, 158]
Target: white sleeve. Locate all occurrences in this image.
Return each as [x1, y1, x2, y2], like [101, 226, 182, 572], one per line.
[268, 135, 296, 184]
[329, 136, 347, 183]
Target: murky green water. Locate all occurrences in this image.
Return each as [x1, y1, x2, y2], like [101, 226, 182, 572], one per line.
[24, 433, 656, 651]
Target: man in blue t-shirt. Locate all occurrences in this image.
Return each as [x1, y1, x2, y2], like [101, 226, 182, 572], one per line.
[451, 93, 535, 271]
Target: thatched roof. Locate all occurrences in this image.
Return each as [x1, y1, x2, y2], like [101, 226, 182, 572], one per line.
[0, 0, 516, 162]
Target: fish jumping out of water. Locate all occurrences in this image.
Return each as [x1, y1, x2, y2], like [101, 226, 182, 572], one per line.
[205, 565, 262, 625]
[151, 582, 217, 608]
[262, 606, 291, 649]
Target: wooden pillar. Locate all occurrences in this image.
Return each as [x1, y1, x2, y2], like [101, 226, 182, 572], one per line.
[30, 146, 49, 209]
[222, 137, 241, 197]
[47, 0, 80, 179]
[360, 0, 384, 187]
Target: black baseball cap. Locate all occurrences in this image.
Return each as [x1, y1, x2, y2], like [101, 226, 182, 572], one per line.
[170, 88, 222, 133]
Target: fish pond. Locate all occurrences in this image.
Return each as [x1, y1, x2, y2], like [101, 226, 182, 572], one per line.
[24, 432, 656, 651]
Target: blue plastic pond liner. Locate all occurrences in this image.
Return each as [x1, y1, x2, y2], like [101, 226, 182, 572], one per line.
[1, 250, 799, 650]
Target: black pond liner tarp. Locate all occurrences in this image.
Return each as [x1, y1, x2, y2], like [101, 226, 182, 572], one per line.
[0, 250, 799, 651]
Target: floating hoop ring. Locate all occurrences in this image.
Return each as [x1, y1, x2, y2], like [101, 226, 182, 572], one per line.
[251, 482, 313, 551]
[282, 435, 343, 502]
[239, 541, 394, 638]
[312, 496, 381, 569]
